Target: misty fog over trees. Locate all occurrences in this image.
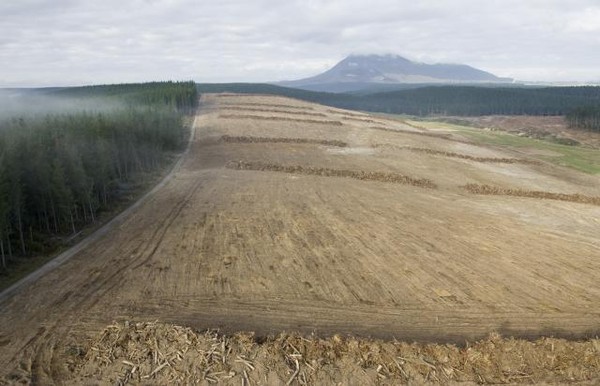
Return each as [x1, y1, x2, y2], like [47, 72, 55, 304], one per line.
[0, 82, 197, 271]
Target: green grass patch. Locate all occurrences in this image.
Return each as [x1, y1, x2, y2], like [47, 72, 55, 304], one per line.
[406, 119, 600, 174]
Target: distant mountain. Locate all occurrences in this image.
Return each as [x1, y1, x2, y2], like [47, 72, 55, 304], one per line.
[279, 54, 513, 92]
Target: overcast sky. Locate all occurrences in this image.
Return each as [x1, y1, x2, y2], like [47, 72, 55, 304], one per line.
[2, 0, 600, 87]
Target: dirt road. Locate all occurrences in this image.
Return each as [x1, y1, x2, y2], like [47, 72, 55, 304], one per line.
[1, 94, 599, 384]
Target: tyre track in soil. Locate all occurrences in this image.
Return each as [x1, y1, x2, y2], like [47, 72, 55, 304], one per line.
[117, 296, 600, 343]
[0, 111, 202, 383]
[1, 94, 600, 383]
[26, 177, 206, 383]
[129, 95, 600, 340]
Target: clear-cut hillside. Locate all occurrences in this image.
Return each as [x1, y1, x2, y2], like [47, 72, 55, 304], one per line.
[1, 94, 599, 384]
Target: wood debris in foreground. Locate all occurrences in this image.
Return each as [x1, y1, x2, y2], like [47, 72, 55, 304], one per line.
[62, 321, 600, 385]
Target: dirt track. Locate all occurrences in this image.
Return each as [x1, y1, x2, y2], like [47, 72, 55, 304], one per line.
[1, 94, 599, 384]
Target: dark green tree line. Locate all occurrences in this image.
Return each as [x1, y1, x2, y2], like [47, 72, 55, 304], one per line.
[0, 81, 197, 270]
[197, 83, 600, 118]
[566, 106, 600, 132]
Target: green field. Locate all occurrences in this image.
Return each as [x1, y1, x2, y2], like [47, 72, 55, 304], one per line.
[406, 120, 600, 174]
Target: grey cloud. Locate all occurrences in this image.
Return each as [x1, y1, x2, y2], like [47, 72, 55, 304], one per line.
[1, 0, 600, 86]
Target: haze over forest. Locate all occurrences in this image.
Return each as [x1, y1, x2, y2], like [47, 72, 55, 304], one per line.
[1, 0, 600, 87]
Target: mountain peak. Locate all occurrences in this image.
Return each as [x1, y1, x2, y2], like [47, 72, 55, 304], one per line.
[342, 54, 412, 67]
[347, 53, 410, 60]
[281, 54, 512, 92]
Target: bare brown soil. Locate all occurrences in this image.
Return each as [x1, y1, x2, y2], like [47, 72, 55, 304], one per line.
[463, 183, 600, 206]
[375, 144, 539, 164]
[68, 321, 600, 385]
[1, 93, 599, 384]
[219, 114, 343, 126]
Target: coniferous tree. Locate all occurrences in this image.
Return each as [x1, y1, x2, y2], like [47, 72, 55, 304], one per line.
[0, 81, 198, 270]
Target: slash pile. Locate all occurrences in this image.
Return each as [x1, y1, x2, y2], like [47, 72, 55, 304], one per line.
[66, 321, 600, 385]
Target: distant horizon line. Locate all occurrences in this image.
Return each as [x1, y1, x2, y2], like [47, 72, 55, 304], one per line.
[2, 79, 600, 89]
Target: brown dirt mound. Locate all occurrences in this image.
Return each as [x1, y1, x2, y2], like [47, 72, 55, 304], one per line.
[219, 107, 327, 117]
[214, 93, 280, 98]
[342, 116, 380, 124]
[219, 135, 347, 147]
[227, 160, 437, 188]
[463, 184, 600, 206]
[370, 126, 454, 139]
[220, 114, 343, 126]
[326, 109, 368, 117]
[448, 115, 600, 149]
[219, 102, 314, 110]
[376, 144, 539, 165]
[66, 321, 600, 385]
[402, 120, 434, 131]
